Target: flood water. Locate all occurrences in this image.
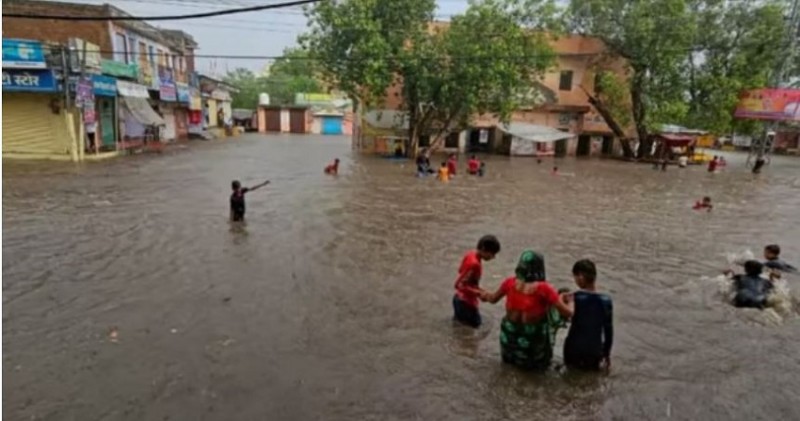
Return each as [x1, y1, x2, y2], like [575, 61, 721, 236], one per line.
[4, 134, 800, 420]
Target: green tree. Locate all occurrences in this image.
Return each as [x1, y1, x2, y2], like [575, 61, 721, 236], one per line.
[222, 68, 266, 109]
[569, 0, 696, 157]
[303, 0, 556, 155]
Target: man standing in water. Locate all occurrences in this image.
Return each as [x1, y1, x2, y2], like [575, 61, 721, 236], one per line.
[230, 179, 270, 222]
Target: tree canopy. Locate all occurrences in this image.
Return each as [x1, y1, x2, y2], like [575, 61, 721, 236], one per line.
[303, 0, 558, 154]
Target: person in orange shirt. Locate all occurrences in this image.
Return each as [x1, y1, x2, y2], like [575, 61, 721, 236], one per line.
[438, 162, 449, 182]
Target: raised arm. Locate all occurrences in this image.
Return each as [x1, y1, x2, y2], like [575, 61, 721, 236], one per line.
[249, 180, 271, 191]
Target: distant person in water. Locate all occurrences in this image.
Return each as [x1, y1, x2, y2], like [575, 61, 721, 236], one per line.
[661, 159, 668, 171]
[438, 162, 450, 182]
[763, 244, 797, 274]
[447, 154, 458, 177]
[452, 235, 501, 328]
[563, 259, 613, 371]
[478, 162, 486, 177]
[230, 179, 270, 222]
[324, 158, 340, 175]
[728, 260, 773, 309]
[394, 145, 404, 158]
[416, 152, 433, 177]
[552, 166, 559, 175]
[708, 156, 718, 173]
[693, 196, 713, 211]
[467, 155, 480, 175]
[753, 157, 766, 174]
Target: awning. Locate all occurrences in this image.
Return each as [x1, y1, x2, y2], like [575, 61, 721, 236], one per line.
[122, 97, 165, 126]
[499, 122, 576, 143]
[654, 133, 695, 147]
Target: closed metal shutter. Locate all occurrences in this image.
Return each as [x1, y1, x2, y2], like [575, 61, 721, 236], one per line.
[3, 93, 70, 156]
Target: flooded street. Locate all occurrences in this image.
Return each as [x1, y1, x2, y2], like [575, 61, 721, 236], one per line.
[4, 134, 800, 420]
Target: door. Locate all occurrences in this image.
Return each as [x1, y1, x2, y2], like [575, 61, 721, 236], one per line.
[99, 97, 116, 147]
[265, 109, 281, 131]
[555, 139, 568, 157]
[162, 108, 176, 141]
[321, 116, 343, 135]
[602, 136, 613, 155]
[576, 135, 591, 156]
[289, 109, 306, 133]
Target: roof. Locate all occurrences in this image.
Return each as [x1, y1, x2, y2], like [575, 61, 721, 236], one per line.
[499, 122, 576, 143]
[653, 133, 695, 147]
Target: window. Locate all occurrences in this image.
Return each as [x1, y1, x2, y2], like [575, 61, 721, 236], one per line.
[148, 46, 156, 67]
[114, 33, 128, 63]
[158, 49, 166, 67]
[128, 38, 137, 64]
[559, 70, 573, 91]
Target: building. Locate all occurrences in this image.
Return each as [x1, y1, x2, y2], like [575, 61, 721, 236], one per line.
[2, 0, 200, 159]
[197, 73, 236, 137]
[355, 33, 634, 157]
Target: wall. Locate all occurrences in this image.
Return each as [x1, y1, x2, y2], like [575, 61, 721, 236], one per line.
[2, 2, 113, 58]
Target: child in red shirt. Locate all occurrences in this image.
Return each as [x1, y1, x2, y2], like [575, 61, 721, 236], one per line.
[693, 196, 712, 211]
[467, 155, 480, 175]
[324, 158, 340, 175]
[447, 154, 458, 177]
[453, 235, 501, 328]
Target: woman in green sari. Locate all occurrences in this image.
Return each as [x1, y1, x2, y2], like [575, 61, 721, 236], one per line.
[482, 250, 573, 370]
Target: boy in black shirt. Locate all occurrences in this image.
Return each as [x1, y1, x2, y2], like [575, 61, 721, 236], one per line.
[563, 259, 613, 371]
[230, 179, 270, 222]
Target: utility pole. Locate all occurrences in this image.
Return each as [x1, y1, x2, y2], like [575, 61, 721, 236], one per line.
[750, 0, 800, 170]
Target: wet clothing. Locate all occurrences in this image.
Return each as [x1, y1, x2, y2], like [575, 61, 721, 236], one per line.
[732, 274, 773, 309]
[468, 159, 480, 175]
[753, 158, 766, 174]
[564, 291, 613, 371]
[500, 277, 559, 321]
[438, 167, 449, 182]
[453, 295, 482, 328]
[500, 308, 566, 370]
[447, 159, 457, 176]
[708, 159, 718, 172]
[230, 188, 250, 221]
[454, 251, 482, 308]
[478, 165, 485, 177]
[497, 250, 564, 370]
[764, 258, 797, 273]
[693, 201, 712, 210]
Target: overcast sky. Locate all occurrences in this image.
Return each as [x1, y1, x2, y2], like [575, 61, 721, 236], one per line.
[75, 0, 472, 76]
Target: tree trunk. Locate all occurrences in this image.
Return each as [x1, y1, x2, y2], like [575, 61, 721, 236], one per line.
[407, 103, 419, 158]
[630, 72, 651, 158]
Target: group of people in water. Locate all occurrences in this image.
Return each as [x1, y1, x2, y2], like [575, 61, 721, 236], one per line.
[416, 151, 486, 181]
[724, 245, 796, 310]
[452, 235, 613, 371]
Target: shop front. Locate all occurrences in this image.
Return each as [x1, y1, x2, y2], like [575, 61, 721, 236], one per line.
[117, 80, 165, 149]
[158, 71, 178, 141]
[175, 82, 191, 140]
[92, 74, 118, 150]
[2, 39, 75, 159]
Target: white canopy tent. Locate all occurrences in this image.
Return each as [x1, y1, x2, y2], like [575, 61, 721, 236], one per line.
[499, 122, 576, 156]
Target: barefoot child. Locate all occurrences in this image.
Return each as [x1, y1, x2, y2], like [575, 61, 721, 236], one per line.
[230, 179, 270, 222]
[452, 235, 501, 328]
[562, 259, 614, 371]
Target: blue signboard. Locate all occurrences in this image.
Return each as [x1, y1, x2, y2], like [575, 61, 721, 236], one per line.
[92, 74, 117, 97]
[2, 39, 47, 69]
[176, 83, 190, 103]
[2, 69, 58, 92]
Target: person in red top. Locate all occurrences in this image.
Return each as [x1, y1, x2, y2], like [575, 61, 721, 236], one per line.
[693, 196, 713, 211]
[447, 154, 458, 177]
[467, 155, 480, 175]
[324, 158, 340, 175]
[708, 156, 718, 173]
[482, 250, 573, 370]
[452, 235, 501, 328]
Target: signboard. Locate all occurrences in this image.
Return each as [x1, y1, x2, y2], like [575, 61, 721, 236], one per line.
[92, 74, 117, 97]
[735, 88, 800, 122]
[84, 102, 96, 124]
[189, 88, 202, 110]
[211, 88, 231, 101]
[68, 38, 101, 71]
[159, 67, 176, 101]
[139, 64, 158, 90]
[75, 77, 94, 106]
[2, 69, 58, 92]
[2, 39, 47, 69]
[479, 129, 488, 144]
[101, 59, 138, 79]
[176, 82, 190, 103]
[116, 80, 150, 98]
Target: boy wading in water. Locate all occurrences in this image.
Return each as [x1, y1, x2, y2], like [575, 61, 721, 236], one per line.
[452, 235, 501, 328]
[230, 179, 270, 222]
[563, 259, 614, 371]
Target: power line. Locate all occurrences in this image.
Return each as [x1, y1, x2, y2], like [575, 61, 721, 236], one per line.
[2, 0, 322, 21]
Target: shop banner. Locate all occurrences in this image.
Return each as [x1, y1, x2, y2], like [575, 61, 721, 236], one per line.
[92, 74, 117, 97]
[159, 68, 176, 101]
[117, 80, 150, 98]
[2, 69, 58, 92]
[189, 87, 202, 110]
[68, 38, 102, 72]
[176, 82, 191, 103]
[735, 88, 800, 122]
[75, 77, 94, 107]
[2, 39, 47, 69]
[101, 59, 138, 79]
[84, 102, 97, 124]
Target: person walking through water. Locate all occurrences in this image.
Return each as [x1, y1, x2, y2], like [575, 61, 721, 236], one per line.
[481, 250, 573, 370]
[230, 179, 270, 222]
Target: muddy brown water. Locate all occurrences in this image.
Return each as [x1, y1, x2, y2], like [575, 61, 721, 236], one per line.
[3, 134, 800, 420]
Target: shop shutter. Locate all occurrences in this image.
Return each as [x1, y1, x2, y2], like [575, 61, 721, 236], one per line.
[3, 93, 70, 156]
